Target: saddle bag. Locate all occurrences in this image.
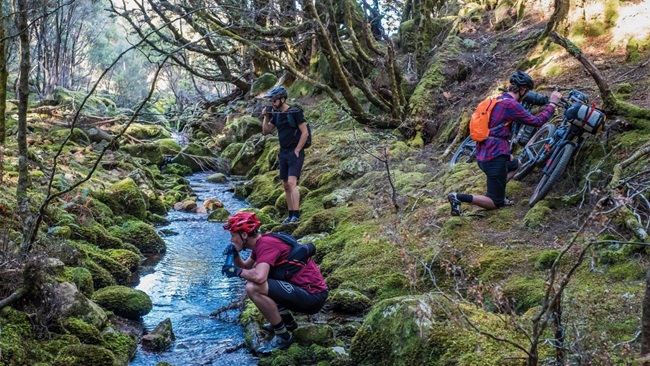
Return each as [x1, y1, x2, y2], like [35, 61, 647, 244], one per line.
[565, 102, 606, 134]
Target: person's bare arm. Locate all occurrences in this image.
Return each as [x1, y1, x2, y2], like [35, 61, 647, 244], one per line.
[239, 262, 271, 284]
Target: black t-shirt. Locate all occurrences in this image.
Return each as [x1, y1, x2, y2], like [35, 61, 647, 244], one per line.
[271, 107, 305, 150]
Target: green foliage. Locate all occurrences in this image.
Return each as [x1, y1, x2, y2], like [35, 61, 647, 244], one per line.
[62, 318, 103, 345]
[101, 331, 137, 366]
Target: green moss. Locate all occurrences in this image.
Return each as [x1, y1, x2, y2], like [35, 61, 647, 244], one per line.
[55, 344, 116, 366]
[106, 248, 141, 271]
[72, 223, 124, 249]
[0, 307, 34, 366]
[62, 318, 103, 345]
[81, 258, 117, 290]
[102, 331, 137, 365]
[124, 123, 171, 140]
[607, 261, 645, 281]
[62, 267, 95, 297]
[120, 143, 163, 165]
[475, 248, 526, 281]
[501, 276, 545, 313]
[156, 138, 182, 155]
[523, 201, 552, 229]
[207, 207, 231, 222]
[87, 250, 132, 285]
[109, 220, 165, 254]
[92, 178, 147, 220]
[535, 250, 560, 270]
[91, 285, 153, 319]
[162, 163, 193, 176]
[252, 72, 278, 96]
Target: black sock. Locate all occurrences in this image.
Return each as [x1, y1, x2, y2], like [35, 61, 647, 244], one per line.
[457, 193, 473, 203]
[272, 321, 291, 339]
[295, 210, 301, 218]
[289, 210, 296, 217]
[279, 309, 296, 326]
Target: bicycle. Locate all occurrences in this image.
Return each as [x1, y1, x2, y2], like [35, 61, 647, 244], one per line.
[449, 90, 550, 167]
[512, 89, 606, 207]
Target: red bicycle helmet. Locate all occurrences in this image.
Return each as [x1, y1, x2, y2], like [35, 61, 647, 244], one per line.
[223, 212, 260, 233]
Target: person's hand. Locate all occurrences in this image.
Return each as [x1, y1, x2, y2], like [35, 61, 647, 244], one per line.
[262, 106, 272, 116]
[294, 149, 300, 158]
[549, 90, 562, 106]
[222, 265, 242, 278]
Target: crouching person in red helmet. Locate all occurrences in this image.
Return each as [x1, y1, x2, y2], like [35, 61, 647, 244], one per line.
[221, 212, 329, 353]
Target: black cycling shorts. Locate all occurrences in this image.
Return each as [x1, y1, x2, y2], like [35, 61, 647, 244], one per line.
[267, 279, 328, 314]
[477, 155, 519, 207]
[278, 149, 305, 181]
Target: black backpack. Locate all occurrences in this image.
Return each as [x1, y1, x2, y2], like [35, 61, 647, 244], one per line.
[263, 232, 316, 281]
[286, 107, 312, 149]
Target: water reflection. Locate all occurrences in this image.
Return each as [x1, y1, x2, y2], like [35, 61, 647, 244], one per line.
[129, 172, 257, 366]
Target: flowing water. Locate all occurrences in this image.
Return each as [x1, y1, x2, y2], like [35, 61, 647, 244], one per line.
[129, 172, 257, 366]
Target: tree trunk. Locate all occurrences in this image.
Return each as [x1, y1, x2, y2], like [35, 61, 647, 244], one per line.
[86, 127, 114, 144]
[642, 265, 650, 355]
[16, 0, 33, 254]
[0, 0, 7, 144]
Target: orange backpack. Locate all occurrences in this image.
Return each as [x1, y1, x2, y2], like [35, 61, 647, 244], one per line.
[469, 97, 505, 142]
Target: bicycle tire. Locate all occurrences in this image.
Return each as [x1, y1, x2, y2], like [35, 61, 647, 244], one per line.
[529, 143, 575, 207]
[449, 136, 476, 167]
[513, 123, 556, 181]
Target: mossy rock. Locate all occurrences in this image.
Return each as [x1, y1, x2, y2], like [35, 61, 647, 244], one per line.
[92, 178, 148, 220]
[221, 142, 244, 160]
[231, 136, 267, 175]
[251, 72, 279, 96]
[120, 143, 164, 165]
[535, 250, 560, 270]
[293, 324, 335, 346]
[124, 123, 171, 140]
[106, 248, 141, 271]
[71, 223, 124, 250]
[0, 307, 34, 365]
[155, 138, 182, 155]
[101, 331, 137, 366]
[82, 259, 117, 290]
[500, 276, 545, 314]
[328, 289, 372, 313]
[207, 207, 231, 222]
[162, 163, 193, 176]
[87, 251, 132, 285]
[62, 266, 95, 298]
[55, 344, 116, 366]
[62, 318, 103, 345]
[206, 172, 228, 183]
[246, 172, 284, 208]
[91, 285, 153, 319]
[109, 220, 166, 254]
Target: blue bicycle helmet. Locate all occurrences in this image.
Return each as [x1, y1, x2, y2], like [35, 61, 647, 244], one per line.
[264, 86, 288, 100]
[510, 71, 534, 89]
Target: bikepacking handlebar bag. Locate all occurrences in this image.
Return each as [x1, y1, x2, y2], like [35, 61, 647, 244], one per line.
[565, 102, 606, 134]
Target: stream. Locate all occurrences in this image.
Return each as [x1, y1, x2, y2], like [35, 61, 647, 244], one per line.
[128, 172, 258, 366]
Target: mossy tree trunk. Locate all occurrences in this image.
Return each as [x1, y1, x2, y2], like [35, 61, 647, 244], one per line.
[0, 0, 7, 144]
[642, 266, 650, 355]
[303, 0, 401, 128]
[16, 0, 32, 253]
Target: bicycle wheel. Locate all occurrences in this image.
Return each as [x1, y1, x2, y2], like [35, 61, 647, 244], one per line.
[513, 123, 556, 181]
[529, 143, 575, 207]
[449, 137, 476, 167]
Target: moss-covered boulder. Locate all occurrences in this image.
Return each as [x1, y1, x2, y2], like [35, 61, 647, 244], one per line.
[91, 285, 153, 319]
[0, 307, 35, 365]
[230, 135, 268, 176]
[123, 123, 171, 140]
[222, 116, 263, 143]
[92, 178, 148, 220]
[55, 344, 116, 366]
[207, 207, 231, 222]
[350, 294, 529, 365]
[293, 324, 335, 346]
[322, 188, 355, 209]
[251, 72, 279, 96]
[142, 318, 175, 352]
[120, 143, 164, 165]
[50, 282, 108, 329]
[109, 220, 166, 254]
[328, 289, 372, 313]
[155, 138, 182, 155]
[162, 163, 193, 176]
[62, 318, 103, 345]
[61, 266, 95, 298]
[87, 251, 132, 285]
[206, 173, 228, 183]
[101, 330, 137, 366]
[106, 249, 141, 271]
[71, 223, 124, 250]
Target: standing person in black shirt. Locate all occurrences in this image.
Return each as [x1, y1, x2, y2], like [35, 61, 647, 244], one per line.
[261, 86, 309, 223]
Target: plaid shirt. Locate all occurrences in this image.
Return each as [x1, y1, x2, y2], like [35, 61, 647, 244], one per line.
[475, 93, 556, 162]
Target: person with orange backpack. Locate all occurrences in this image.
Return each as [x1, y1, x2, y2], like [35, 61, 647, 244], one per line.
[447, 71, 563, 216]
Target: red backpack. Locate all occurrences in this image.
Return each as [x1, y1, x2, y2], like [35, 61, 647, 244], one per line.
[469, 97, 506, 142]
